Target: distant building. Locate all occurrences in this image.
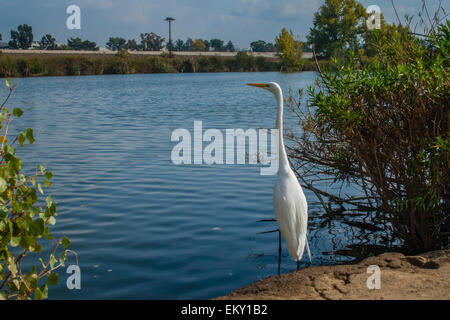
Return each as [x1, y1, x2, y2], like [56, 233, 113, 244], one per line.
[0, 42, 8, 49]
[31, 41, 40, 49]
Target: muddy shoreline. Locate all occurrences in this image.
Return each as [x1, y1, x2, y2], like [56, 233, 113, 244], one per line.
[217, 250, 450, 300]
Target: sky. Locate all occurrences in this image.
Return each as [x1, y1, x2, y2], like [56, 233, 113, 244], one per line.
[0, 0, 448, 49]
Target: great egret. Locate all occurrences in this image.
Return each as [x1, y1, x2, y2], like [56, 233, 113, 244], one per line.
[248, 82, 311, 271]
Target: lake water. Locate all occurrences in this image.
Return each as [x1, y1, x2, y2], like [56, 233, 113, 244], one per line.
[3, 72, 354, 299]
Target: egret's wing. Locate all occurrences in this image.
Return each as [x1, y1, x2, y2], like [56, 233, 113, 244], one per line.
[274, 175, 308, 262]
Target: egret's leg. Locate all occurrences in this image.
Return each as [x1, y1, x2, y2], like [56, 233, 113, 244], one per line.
[297, 260, 300, 271]
[277, 231, 282, 275]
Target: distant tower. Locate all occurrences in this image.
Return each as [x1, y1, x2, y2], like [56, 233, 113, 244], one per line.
[165, 17, 175, 57]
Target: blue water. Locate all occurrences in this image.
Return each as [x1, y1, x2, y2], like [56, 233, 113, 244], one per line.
[3, 72, 354, 299]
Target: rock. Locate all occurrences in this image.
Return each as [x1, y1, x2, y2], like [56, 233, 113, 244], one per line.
[406, 256, 428, 267]
[423, 260, 440, 269]
[216, 250, 450, 300]
[387, 258, 402, 269]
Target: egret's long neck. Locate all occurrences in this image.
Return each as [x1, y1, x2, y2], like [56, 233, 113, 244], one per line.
[275, 90, 289, 170]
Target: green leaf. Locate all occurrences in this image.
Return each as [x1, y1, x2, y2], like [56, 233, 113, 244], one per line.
[10, 236, 20, 247]
[0, 178, 7, 193]
[43, 227, 53, 240]
[18, 132, 26, 147]
[5, 78, 11, 88]
[46, 273, 59, 286]
[61, 236, 70, 249]
[44, 171, 53, 180]
[34, 285, 48, 300]
[25, 128, 35, 144]
[12, 108, 23, 118]
[37, 183, 43, 195]
[7, 257, 17, 277]
[59, 251, 67, 267]
[49, 254, 57, 269]
[48, 216, 56, 225]
[30, 218, 44, 236]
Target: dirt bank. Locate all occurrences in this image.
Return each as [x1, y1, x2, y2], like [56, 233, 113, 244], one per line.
[217, 250, 449, 300]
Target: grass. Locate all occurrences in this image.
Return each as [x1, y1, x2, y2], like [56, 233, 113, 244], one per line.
[0, 51, 329, 77]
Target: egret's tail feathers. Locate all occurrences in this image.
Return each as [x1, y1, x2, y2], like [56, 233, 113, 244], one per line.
[305, 239, 312, 263]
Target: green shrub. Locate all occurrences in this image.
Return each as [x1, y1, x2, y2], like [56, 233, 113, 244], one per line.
[0, 80, 75, 299]
[287, 21, 449, 254]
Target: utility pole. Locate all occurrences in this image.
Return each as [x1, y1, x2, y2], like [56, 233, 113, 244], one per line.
[165, 17, 175, 57]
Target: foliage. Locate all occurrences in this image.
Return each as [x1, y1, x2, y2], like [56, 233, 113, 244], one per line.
[173, 39, 185, 51]
[307, 0, 366, 58]
[224, 41, 236, 52]
[67, 38, 98, 51]
[115, 49, 130, 59]
[40, 35, 56, 50]
[171, 38, 234, 52]
[9, 25, 33, 50]
[0, 51, 288, 76]
[106, 37, 127, 51]
[250, 40, 275, 52]
[126, 39, 140, 51]
[287, 20, 449, 254]
[0, 81, 75, 299]
[203, 40, 211, 51]
[210, 39, 224, 52]
[140, 33, 165, 51]
[275, 28, 303, 72]
[191, 39, 206, 52]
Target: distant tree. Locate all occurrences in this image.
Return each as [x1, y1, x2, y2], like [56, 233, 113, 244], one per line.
[40, 34, 56, 50]
[192, 39, 206, 51]
[203, 40, 210, 51]
[174, 39, 184, 51]
[225, 40, 235, 52]
[0, 33, 2, 41]
[210, 38, 224, 51]
[140, 32, 165, 51]
[307, 0, 366, 58]
[265, 43, 275, 51]
[126, 39, 140, 51]
[106, 37, 127, 51]
[250, 40, 276, 52]
[67, 37, 98, 51]
[183, 38, 193, 51]
[361, 16, 411, 58]
[275, 28, 303, 72]
[9, 24, 33, 49]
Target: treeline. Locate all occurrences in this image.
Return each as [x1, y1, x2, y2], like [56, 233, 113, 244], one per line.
[0, 51, 328, 77]
[0, 24, 311, 54]
[168, 38, 236, 52]
[0, 24, 281, 53]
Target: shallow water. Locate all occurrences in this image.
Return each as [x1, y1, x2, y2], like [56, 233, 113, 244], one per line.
[3, 72, 356, 299]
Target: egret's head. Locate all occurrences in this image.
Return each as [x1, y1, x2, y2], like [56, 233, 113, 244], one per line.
[247, 82, 281, 95]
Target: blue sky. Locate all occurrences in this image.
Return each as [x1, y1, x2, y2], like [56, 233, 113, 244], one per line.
[0, 0, 448, 49]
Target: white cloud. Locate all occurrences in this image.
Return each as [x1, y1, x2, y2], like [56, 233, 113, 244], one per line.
[120, 3, 157, 24]
[236, 0, 320, 18]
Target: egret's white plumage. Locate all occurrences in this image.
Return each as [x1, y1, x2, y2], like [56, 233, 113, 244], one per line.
[248, 82, 311, 266]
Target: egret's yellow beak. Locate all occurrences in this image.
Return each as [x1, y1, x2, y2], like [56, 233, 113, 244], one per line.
[247, 83, 269, 88]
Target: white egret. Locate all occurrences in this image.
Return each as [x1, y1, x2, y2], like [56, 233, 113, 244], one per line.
[248, 82, 311, 271]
